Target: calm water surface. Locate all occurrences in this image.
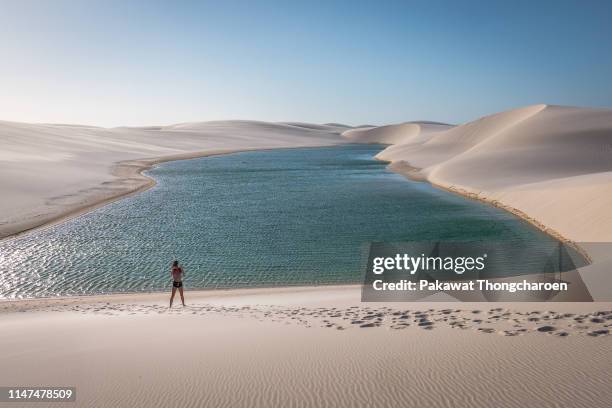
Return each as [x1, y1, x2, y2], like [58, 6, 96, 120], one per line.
[0, 144, 557, 299]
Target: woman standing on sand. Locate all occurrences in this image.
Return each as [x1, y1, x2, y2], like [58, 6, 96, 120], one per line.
[169, 260, 186, 308]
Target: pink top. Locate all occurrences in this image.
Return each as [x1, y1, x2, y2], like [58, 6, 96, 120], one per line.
[171, 266, 183, 282]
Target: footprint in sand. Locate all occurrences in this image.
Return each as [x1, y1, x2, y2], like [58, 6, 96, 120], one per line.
[477, 328, 495, 334]
[536, 325, 556, 333]
[587, 329, 609, 337]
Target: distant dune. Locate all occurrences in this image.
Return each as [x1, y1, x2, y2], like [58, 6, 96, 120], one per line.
[281, 122, 351, 132]
[322, 122, 352, 128]
[342, 121, 452, 145]
[164, 120, 348, 134]
[0, 120, 345, 239]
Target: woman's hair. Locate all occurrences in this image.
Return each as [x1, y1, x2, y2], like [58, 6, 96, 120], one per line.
[172, 260, 179, 267]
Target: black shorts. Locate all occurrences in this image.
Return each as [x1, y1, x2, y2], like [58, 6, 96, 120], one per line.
[173, 281, 183, 288]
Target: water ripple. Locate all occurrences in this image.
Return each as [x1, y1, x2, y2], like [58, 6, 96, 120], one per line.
[0, 145, 557, 299]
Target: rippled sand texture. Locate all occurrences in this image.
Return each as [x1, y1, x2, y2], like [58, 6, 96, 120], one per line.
[4, 297, 611, 338]
[1, 286, 611, 408]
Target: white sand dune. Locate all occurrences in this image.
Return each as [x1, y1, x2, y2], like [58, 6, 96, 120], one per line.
[369, 105, 612, 300]
[0, 120, 346, 239]
[281, 121, 352, 131]
[1, 287, 611, 408]
[342, 121, 452, 145]
[377, 106, 543, 167]
[373, 105, 612, 243]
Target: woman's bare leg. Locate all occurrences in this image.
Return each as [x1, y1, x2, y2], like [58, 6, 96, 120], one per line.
[178, 287, 185, 306]
[170, 287, 177, 308]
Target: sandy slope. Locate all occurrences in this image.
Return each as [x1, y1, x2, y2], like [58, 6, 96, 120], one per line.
[352, 105, 612, 300]
[1, 286, 611, 408]
[0, 120, 346, 239]
[371, 105, 612, 244]
[342, 121, 451, 145]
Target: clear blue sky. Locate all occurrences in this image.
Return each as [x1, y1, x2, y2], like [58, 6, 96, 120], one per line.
[1, 0, 611, 127]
